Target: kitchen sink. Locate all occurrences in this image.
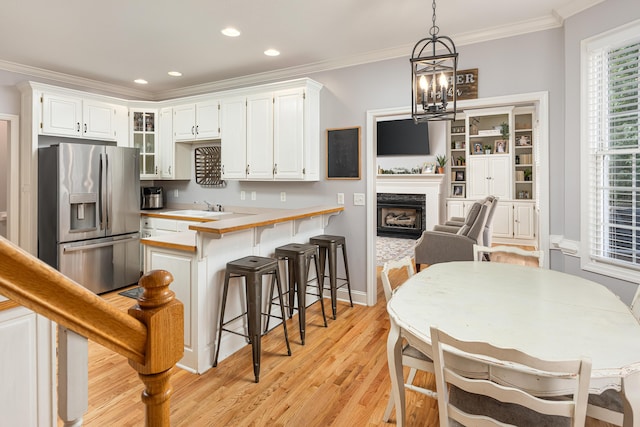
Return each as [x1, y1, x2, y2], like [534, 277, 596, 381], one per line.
[162, 210, 233, 218]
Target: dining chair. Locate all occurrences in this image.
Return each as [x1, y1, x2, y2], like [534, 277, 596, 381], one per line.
[430, 326, 591, 427]
[473, 243, 544, 267]
[585, 285, 640, 426]
[380, 257, 437, 422]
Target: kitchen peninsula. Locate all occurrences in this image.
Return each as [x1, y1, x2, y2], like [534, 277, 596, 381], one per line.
[140, 205, 344, 374]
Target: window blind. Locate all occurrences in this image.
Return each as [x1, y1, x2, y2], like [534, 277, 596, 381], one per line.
[586, 36, 640, 270]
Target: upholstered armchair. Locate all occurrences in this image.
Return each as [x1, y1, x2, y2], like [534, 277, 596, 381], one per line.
[442, 196, 498, 247]
[414, 201, 490, 270]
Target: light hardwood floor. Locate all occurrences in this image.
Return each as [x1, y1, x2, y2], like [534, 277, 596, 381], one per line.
[67, 264, 615, 426]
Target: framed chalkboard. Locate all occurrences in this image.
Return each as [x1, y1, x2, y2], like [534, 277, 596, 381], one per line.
[327, 127, 361, 179]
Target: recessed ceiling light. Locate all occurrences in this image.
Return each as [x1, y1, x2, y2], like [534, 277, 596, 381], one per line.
[134, 79, 148, 84]
[221, 27, 240, 37]
[264, 49, 280, 57]
[168, 71, 182, 77]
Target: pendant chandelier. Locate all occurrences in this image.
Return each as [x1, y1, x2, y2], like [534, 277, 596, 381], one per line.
[411, 0, 458, 122]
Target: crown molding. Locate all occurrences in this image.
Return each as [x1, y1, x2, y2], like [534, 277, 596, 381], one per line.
[554, 0, 605, 20]
[0, 59, 152, 100]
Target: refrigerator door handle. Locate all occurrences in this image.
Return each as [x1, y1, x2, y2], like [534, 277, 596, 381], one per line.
[99, 153, 107, 230]
[62, 235, 139, 253]
[105, 152, 112, 230]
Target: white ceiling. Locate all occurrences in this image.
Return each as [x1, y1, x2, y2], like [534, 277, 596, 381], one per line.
[0, 0, 602, 99]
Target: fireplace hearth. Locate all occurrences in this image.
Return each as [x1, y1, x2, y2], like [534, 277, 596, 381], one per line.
[377, 193, 426, 239]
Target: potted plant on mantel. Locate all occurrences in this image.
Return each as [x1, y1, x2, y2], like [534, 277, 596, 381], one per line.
[436, 154, 447, 174]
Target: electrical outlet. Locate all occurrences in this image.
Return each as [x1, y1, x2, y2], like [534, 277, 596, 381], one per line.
[337, 193, 344, 205]
[353, 193, 365, 206]
[240, 191, 246, 200]
[280, 192, 286, 202]
[173, 189, 179, 198]
[251, 191, 256, 201]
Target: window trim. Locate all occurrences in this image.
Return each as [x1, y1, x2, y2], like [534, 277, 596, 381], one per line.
[580, 19, 640, 283]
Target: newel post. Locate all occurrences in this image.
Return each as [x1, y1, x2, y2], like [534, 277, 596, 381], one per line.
[128, 270, 184, 427]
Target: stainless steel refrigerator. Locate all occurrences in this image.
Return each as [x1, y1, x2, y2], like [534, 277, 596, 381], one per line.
[38, 143, 141, 294]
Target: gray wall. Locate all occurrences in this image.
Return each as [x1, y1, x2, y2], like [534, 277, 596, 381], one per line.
[554, 0, 640, 302]
[1, 0, 638, 300]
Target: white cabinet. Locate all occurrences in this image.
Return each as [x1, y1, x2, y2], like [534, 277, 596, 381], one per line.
[220, 82, 320, 181]
[220, 97, 247, 179]
[159, 107, 191, 180]
[41, 93, 119, 141]
[491, 201, 536, 242]
[273, 88, 306, 180]
[513, 201, 535, 240]
[173, 100, 220, 141]
[467, 155, 510, 200]
[246, 92, 275, 179]
[131, 109, 158, 178]
[446, 199, 473, 220]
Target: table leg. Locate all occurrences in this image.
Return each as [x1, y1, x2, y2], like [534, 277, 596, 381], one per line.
[623, 369, 640, 427]
[387, 317, 405, 426]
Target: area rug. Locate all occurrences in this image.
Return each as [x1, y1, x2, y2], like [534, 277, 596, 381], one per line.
[118, 287, 143, 299]
[376, 236, 418, 266]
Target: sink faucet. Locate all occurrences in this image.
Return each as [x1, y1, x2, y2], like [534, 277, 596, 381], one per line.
[202, 200, 223, 212]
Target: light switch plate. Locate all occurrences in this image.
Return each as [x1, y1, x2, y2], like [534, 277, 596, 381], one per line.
[353, 193, 365, 206]
[337, 193, 344, 205]
[251, 191, 256, 201]
[281, 192, 286, 202]
[240, 191, 246, 200]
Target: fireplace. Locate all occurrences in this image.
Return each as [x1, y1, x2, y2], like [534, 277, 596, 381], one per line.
[377, 193, 426, 239]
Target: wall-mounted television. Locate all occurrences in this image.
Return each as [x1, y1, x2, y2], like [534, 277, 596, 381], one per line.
[376, 119, 430, 156]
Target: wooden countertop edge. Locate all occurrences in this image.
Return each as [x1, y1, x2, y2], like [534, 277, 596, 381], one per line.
[140, 239, 197, 253]
[0, 299, 19, 312]
[189, 206, 344, 235]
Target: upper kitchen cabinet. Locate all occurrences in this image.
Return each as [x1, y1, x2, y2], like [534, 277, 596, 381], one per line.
[131, 109, 158, 178]
[173, 100, 220, 142]
[220, 79, 322, 181]
[40, 92, 125, 142]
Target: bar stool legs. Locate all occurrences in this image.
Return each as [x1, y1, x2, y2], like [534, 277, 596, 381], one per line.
[310, 235, 353, 319]
[213, 256, 291, 383]
[269, 243, 327, 345]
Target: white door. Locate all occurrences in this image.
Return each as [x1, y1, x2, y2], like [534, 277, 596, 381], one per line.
[173, 104, 196, 141]
[514, 202, 535, 239]
[41, 93, 82, 137]
[220, 97, 247, 179]
[492, 203, 514, 239]
[246, 92, 274, 179]
[82, 100, 114, 140]
[159, 108, 174, 179]
[467, 157, 489, 199]
[273, 88, 304, 179]
[195, 100, 220, 140]
[488, 156, 511, 200]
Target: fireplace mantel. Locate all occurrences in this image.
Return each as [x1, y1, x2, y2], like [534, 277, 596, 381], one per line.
[376, 174, 445, 232]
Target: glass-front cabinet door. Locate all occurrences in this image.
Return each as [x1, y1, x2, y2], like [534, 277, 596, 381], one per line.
[132, 109, 158, 178]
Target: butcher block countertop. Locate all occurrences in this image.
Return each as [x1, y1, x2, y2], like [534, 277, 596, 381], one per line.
[140, 205, 344, 250]
[189, 205, 344, 235]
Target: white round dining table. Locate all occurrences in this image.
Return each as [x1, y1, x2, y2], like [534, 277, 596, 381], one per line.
[386, 261, 640, 426]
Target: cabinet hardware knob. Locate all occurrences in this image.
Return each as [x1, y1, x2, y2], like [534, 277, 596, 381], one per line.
[274, 164, 277, 174]
[191, 126, 195, 135]
[196, 125, 199, 135]
[84, 123, 87, 133]
[76, 122, 80, 132]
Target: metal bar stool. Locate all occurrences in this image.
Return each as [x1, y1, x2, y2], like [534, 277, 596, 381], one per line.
[213, 255, 291, 383]
[268, 243, 327, 345]
[309, 234, 353, 319]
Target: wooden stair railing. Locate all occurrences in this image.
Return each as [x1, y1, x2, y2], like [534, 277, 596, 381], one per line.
[0, 236, 184, 426]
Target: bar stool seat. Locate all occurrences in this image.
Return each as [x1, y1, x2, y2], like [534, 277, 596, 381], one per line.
[310, 234, 353, 319]
[270, 243, 327, 345]
[213, 255, 291, 383]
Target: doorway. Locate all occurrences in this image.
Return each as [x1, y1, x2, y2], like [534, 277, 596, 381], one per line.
[365, 93, 549, 307]
[0, 114, 20, 242]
